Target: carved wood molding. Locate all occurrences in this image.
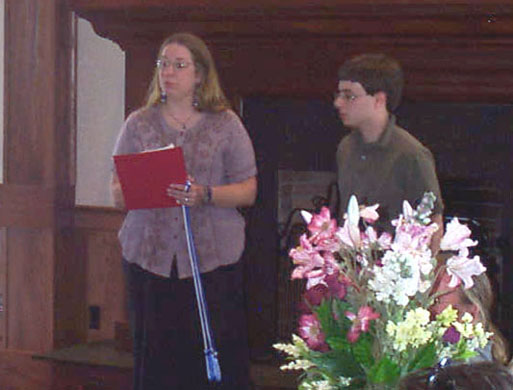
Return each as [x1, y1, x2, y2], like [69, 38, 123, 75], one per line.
[67, 0, 513, 102]
[70, 2, 513, 45]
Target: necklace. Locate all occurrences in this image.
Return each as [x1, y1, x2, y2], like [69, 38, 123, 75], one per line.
[167, 110, 194, 130]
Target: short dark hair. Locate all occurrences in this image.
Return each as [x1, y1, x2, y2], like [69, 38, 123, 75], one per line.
[399, 362, 513, 390]
[338, 53, 404, 112]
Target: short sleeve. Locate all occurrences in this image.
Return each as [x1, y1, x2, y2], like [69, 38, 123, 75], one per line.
[406, 148, 444, 215]
[112, 113, 139, 157]
[222, 113, 257, 183]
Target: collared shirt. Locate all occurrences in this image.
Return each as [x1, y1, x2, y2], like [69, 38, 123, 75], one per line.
[113, 106, 257, 278]
[337, 115, 443, 229]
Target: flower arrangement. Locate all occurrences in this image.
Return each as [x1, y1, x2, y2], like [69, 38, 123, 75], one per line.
[274, 193, 490, 390]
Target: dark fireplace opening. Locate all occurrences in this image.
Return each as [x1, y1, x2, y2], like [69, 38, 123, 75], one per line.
[240, 96, 513, 360]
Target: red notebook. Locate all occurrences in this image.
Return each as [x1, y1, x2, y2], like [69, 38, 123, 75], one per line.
[113, 146, 187, 210]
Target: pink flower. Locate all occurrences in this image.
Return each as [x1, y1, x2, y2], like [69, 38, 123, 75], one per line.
[377, 232, 393, 248]
[392, 220, 438, 253]
[302, 272, 348, 309]
[290, 236, 341, 291]
[337, 195, 362, 248]
[361, 226, 392, 250]
[360, 204, 380, 223]
[345, 306, 380, 343]
[289, 234, 324, 280]
[440, 218, 478, 252]
[307, 207, 338, 245]
[303, 251, 339, 290]
[446, 252, 486, 289]
[298, 314, 329, 351]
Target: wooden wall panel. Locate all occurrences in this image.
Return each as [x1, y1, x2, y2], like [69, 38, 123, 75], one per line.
[0, 350, 53, 390]
[73, 207, 125, 342]
[4, 1, 57, 185]
[85, 230, 125, 342]
[1, 0, 75, 355]
[7, 228, 54, 351]
[53, 226, 88, 349]
[0, 229, 6, 349]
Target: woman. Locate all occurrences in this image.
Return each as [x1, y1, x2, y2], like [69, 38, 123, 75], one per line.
[111, 32, 257, 390]
[430, 266, 509, 365]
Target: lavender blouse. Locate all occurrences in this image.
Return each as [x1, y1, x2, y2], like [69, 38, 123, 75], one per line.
[113, 106, 257, 279]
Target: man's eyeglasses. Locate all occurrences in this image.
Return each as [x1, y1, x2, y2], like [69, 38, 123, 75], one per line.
[333, 91, 368, 103]
[156, 58, 192, 71]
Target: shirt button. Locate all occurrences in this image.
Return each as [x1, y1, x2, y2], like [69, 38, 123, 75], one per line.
[361, 155, 366, 160]
[173, 235, 178, 239]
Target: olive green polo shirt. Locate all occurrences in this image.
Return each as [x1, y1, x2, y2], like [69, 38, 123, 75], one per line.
[336, 115, 443, 230]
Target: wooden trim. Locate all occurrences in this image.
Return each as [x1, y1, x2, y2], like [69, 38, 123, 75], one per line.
[0, 228, 6, 349]
[74, 206, 124, 231]
[68, 0, 513, 13]
[0, 184, 55, 228]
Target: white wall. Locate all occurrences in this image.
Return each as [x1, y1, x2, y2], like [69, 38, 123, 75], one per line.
[76, 17, 125, 207]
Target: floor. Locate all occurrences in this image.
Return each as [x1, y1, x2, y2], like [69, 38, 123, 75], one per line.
[0, 345, 298, 390]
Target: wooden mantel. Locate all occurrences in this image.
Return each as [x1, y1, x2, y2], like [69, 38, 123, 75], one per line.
[67, 0, 513, 107]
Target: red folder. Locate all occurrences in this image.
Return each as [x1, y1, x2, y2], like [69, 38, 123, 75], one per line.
[113, 146, 187, 210]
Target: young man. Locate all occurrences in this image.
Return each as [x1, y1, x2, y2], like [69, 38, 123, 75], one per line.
[334, 53, 444, 251]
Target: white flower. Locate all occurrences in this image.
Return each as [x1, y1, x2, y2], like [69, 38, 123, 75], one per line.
[301, 210, 313, 225]
[441, 218, 478, 251]
[273, 334, 307, 357]
[368, 250, 429, 306]
[446, 253, 486, 289]
[310, 380, 335, 390]
[280, 359, 315, 371]
[360, 203, 380, 223]
[347, 195, 361, 247]
[339, 376, 352, 387]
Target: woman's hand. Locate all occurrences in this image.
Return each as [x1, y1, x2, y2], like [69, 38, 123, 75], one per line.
[166, 175, 257, 208]
[167, 176, 204, 207]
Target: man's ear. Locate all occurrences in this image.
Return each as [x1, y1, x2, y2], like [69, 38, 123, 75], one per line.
[374, 91, 387, 109]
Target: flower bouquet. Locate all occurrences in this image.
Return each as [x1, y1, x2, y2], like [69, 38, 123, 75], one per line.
[274, 193, 491, 390]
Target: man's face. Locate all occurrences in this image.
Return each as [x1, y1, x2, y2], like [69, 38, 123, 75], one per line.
[333, 80, 376, 129]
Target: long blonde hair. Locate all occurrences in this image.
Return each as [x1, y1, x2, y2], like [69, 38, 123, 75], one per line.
[458, 271, 509, 365]
[145, 32, 230, 112]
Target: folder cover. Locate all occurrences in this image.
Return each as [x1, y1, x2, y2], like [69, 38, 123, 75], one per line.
[113, 146, 187, 210]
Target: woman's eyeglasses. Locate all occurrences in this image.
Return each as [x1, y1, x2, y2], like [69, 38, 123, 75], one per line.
[156, 58, 192, 71]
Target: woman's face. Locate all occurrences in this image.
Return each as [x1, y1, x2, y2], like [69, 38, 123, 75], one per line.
[157, 43, 200, 101]
[430, 273, 479, 321]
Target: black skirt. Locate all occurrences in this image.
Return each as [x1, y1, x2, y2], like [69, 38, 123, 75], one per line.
[123, 259, 250, 390]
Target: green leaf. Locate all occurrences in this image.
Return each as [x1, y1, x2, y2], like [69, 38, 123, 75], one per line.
[368, 356, 401, 385]
[314, 300, 340, 338]
[326, 335, 350, 351]
[453, 349, 477, 360]
[310, 348, 363, 379]
[407, 343, 437, 372]
[352, 333, 374, 369]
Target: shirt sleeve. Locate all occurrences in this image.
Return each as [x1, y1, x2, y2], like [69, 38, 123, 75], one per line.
[406, 148, 444, 215]
[223, 112, 258, 183]
[112, 114, 138, 157]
